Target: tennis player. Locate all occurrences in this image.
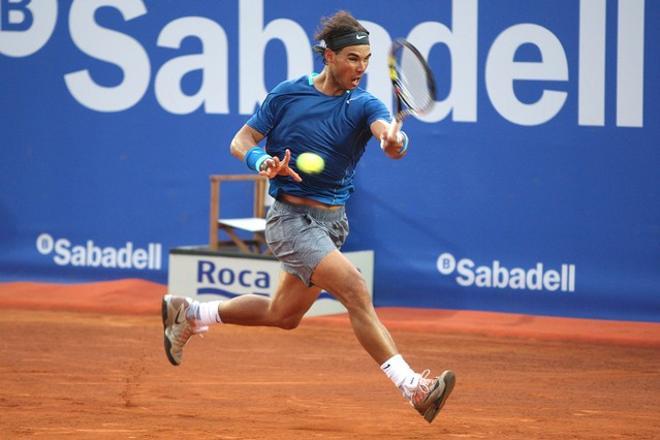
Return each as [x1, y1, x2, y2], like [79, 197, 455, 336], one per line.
[162, 10, 455, 423]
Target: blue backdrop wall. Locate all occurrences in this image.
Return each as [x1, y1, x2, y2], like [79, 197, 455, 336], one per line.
[1, 0, 658, 322]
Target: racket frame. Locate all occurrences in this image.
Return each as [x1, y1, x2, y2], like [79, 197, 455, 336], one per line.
[387, 39, 437, 139]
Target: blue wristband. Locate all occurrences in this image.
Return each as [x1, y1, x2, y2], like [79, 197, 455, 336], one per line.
[244, 147, 271, 172]
[398, 130, 409, 155]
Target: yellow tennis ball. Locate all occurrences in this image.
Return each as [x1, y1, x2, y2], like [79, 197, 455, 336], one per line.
[296, 152, 325, 174]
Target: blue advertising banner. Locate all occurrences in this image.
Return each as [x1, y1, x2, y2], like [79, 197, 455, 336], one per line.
[1, 0, 658, 321]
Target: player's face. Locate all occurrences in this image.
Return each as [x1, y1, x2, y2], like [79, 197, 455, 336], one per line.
[328, 45, 372, 90]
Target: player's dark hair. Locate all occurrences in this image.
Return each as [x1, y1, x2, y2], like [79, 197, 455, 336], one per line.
[313, 11, 369, 64]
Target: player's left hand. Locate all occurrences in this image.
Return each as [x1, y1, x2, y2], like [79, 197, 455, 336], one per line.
[259, 149, 302, 182]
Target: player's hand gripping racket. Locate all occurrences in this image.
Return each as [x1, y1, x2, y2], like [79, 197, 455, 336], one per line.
[387, 39, 437, 141]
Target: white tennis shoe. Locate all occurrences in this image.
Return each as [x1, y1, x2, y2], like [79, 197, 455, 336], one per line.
[404, 369, 456, 423]
[161, 295, 208, 366]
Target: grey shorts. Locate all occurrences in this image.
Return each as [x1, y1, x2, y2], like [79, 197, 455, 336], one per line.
[265, 200, 349, 286]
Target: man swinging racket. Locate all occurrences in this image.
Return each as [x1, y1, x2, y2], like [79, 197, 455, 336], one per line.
[162, 10, 455, 423]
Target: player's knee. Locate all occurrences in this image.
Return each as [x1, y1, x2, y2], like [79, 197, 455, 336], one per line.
[275, 315, 302, 330]
[268, 307, 303, 330]
[337, 275, 371, 311]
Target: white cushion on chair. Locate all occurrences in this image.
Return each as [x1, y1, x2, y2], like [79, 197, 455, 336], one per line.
[218, 217, 266, 233]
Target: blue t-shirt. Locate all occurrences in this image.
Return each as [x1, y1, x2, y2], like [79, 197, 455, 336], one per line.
[246, 74, 390, 205]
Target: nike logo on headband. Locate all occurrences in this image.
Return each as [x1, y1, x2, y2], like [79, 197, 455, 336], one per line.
[356, 34, 367, 40]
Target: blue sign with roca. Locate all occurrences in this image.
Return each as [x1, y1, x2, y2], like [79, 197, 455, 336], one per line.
[1, 0, 658, 322]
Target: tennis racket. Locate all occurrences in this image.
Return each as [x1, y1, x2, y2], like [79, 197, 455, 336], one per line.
[387, 39, 437, 139]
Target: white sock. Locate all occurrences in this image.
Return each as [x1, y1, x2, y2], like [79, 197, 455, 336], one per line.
[186, 300, 223, 326]
[380, 354, 420, 398]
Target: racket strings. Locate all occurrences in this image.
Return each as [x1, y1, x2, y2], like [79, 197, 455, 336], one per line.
[391, 43, 435, 115]
[393, 79, 417, 109]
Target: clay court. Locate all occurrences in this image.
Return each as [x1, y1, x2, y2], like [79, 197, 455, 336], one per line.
[0, 279, 659, 439]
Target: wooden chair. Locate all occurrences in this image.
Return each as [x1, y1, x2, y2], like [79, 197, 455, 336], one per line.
[208, 174, 270, 254]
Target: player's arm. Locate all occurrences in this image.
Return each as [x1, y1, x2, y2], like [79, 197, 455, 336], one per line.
[370, 119, 408, 160]
[229, 124, 301, 182]
[230, 124, 266, 161]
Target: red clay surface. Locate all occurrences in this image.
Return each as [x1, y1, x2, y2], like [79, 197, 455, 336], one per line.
[1, 279, 659, 439]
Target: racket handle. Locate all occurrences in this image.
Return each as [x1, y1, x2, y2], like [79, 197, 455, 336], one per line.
[387, 118, 403, 141]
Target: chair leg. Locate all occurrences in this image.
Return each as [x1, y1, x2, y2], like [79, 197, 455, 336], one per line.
[222, 227, 252, 254]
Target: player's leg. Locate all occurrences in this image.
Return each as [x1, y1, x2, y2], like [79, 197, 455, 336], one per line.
[310, 249, 396, 363]
[311, 249, 455, 423]
[162, 272, 320, 366]
[218, 271, 321, 329]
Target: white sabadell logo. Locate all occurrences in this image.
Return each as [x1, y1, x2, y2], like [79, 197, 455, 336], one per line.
[436, 252, 576, 292]
[0, 0, 57, 57]
[0, 1, 644, 126]
[36, 233, 162, 270]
